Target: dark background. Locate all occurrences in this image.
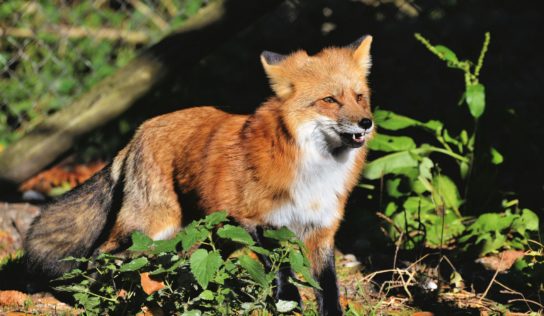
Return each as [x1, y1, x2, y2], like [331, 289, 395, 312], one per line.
[92, 0, 543, 213]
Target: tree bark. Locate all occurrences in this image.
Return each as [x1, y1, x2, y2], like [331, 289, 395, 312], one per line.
[0, 0, 283, 190]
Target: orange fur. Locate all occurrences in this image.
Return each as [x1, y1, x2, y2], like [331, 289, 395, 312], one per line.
[25, 37, 376, 303]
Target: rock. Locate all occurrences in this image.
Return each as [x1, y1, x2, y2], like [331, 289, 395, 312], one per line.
[0, 203, 40, 253]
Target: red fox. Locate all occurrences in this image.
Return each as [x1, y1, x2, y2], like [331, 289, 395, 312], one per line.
[25, 35, 375, 315]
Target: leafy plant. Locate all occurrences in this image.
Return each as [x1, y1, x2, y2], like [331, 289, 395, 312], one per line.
[0, 0, 207, 147]
[460, 200, 539, 256]
[55, 212, 317, 315]
[363, 32, 539, 255]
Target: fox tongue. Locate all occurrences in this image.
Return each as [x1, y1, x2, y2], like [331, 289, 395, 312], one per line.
[352, 133, 364, 143]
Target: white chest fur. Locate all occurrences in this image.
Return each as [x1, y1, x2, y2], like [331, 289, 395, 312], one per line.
[265, 121, 360, 238]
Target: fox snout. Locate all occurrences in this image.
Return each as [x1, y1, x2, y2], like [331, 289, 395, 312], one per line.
[332, 116, 373, 148]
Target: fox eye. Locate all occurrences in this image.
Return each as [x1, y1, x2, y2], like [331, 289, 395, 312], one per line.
[323, 96, 337, 103]
[356, 94, 363, 102]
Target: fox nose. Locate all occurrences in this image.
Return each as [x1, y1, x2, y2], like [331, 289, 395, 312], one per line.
[358, 118, 373, 130]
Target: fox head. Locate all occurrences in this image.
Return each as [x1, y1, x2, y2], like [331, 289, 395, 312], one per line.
[261, 36, 374, 151]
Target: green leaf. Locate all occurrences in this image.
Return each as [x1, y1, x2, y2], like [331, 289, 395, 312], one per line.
[459, 161, 470, 179]
[520, 209, 539, 231]
[467, 213, 515, 234]
[289, 250, 320, 289]
[199, 290, 214, 301]
[190, 249, 223, 289]
[435, 45, 458, 63]
[238, 255, 269, 287]
[264, 227, 296, 241]
[481, 234, 507, 255]
[179, 225, 208, 251]
[150, 236, 182, 254]
[466, 83, 486, 118]
[181, 311, 201, 316]
[119, 257, 148, 272]
[276, 300, 298, 313]
[384, 201, 398, 217]
[403, 196, 435, 213]
[204, 211, 228, 227]
[419, 157, 434, 180]
[367, 134, 416, 152]
[374, 110, 421, 130]
[128, 231, 153, 252]
[217, 225, 255, 246]
[423, 120, 444, 132]
[373, 110, 441, 132]
[460, 130, 469, 145]
[490, 147, 503, 165]
[363, 151, 419, 180]
[386, 178, 404, 198]
[249, 246, 271, 256]
[432, 175, 462, 213]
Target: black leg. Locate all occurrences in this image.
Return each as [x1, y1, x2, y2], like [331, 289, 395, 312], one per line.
[314, 250, 343, 316]
[250, 226, 302, 305]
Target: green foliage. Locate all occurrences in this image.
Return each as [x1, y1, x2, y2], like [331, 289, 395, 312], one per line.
[0, 0, 207, 147]
[460, 203, 539, 255]
[363, 33, 540, 257]
[56, 212, 315, 315]
[414, 32, 491, 119]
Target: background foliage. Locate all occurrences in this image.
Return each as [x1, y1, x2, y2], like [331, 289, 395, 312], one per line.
[0, 0, 206, 147]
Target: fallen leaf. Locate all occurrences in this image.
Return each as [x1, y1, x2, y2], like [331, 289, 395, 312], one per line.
[117, 289, 128, 299]
[412, 312, 434, 316]
[476, 250, 525, 273]
[339, 294, 349, 309]
[0, 290, 28, 307]
[140, 272, 165, 295]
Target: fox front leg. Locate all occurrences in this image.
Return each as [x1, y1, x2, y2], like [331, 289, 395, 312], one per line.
[313, 248, 342, 316]
[305, 228, 343, 316]
[249, 226, 302, 306]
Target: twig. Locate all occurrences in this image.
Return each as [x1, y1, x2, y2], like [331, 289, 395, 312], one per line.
[507, 299, 543, 310]
[478, 254, 502, 303]
[128, 0, 169, 31]
[392, 231, 403, 270]
[494, 279, 540, 311]
[376, 212, 402, 234]
[161, 0, 179, 17]
[439, 254, 461, 275]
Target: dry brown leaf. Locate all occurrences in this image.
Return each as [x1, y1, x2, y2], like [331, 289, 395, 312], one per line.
[140, 272, 165, 295]
[117, 289, 128, 299]
[339, 294, 349, 309]
[412, 312, 434, 316]
[0, 290, 29, 307]
[476, 250, 525, 273]
[20, 160, 106, 194]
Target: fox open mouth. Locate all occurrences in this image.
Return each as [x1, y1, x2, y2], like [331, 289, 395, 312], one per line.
[340, 132, 365, 148]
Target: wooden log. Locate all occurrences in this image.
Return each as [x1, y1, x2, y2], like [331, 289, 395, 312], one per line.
[0, 0, 283, 190]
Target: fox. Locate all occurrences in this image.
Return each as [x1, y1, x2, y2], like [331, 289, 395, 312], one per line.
[24, 35, 375, 315]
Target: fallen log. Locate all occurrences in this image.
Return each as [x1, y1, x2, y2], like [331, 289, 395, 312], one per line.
[0, 0, 283, 190]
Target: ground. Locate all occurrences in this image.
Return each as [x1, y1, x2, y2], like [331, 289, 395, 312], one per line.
[0, 203, 537, 315]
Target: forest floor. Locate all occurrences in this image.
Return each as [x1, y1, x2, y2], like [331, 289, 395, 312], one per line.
[0, 203, 536, 316]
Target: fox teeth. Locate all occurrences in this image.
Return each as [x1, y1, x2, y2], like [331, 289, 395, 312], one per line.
[352, 133, 364, 142]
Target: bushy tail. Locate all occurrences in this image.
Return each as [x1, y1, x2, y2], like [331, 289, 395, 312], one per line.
[24, 164, 120, 279]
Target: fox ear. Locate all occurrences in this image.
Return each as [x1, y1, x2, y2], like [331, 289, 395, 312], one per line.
[260, 51, 293, 98]
[349, 35, 373, 74]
